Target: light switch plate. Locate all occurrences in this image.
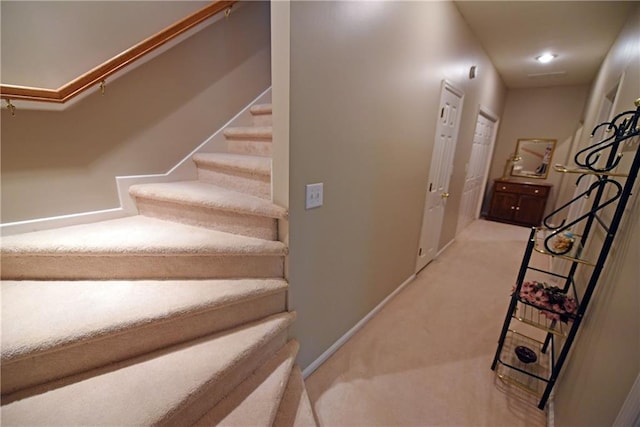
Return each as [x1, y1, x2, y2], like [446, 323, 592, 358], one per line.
[305, 183, 324, 209]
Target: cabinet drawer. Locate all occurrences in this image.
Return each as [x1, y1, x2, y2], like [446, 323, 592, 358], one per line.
[495, 182, 549, 197]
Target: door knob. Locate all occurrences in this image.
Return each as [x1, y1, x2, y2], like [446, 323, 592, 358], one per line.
[441, 192, 450, 199]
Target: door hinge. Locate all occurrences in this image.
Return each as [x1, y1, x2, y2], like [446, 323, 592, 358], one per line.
[419, 247, 423, 256]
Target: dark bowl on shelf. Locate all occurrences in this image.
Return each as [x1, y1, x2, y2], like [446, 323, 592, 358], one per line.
[515, 346, 537, 364]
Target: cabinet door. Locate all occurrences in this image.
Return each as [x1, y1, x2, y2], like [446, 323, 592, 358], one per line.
[490, 193, 519, 221]
[515, 194, 546, 226]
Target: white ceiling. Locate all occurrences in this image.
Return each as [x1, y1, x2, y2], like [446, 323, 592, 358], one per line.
[454, 1, 635, 89]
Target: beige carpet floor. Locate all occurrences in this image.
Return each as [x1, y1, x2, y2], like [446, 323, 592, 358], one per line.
[306, 219, 547, 427]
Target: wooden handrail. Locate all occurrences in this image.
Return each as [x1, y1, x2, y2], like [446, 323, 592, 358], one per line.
[0, 0, 237, 104]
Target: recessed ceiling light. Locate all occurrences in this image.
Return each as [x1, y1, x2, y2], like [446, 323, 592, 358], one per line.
[536, 53, 557, 64]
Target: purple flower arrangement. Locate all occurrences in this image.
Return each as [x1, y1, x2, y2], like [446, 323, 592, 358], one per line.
[513, 281, 578, 323]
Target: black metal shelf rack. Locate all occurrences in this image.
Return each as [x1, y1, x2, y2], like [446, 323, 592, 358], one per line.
[491, 99, 640, 410]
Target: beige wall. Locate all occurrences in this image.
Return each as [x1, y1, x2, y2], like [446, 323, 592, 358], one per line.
[1, 1, 208, 88]
[553, 5, 640, 425]
[286, 1, 506, 369]
[1, 1, 271, 223]
[483, 85, 590, 216]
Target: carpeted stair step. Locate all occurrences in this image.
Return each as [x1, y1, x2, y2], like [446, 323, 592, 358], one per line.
[195, 340, 299, 426]
[0, 216, 286, 280]
[274, 365, 318, 427]
[192, 152, 271, 199]
[251, 103, 273, 126]
[1, 312, 296, 426]
[1, 279, 288, 395]
[130, 181, 286, 240]
[224, 126, 273, 157]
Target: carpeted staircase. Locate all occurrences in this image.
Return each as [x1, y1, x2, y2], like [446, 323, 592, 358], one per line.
[0, 104, 317, 426]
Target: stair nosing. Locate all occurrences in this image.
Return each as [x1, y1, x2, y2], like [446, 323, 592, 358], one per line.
[192, 153, 271, 177]
[130, 181, 287, 219]
[1, 279, 289, 363]
[250, 104, 272, 115]
[1, 248, 288, 256]
[1, 313, 296, 425]
[0, 216, 288, 256]
[223, 126, 273, 141]
[195, 340, 299, 426]
[273, 364, 318, 427]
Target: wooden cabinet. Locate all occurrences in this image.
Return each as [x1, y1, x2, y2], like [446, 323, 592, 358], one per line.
[487, 179, 551, 227]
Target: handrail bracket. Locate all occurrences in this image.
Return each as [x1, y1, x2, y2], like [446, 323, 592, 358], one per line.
[6, 99, 16, 116]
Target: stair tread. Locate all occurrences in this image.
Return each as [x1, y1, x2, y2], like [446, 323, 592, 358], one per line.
[1, 279, 287, 362]
[192, 152, 271, 176]
[195, 340, 299, 426]
[224, 126, 272, 140]
[274, 365, 318, 427]
[130, 181, 286, 219]
[0, 216, 287, 256]
[1, 313, 296, 426]
[250, 104, 272, 115]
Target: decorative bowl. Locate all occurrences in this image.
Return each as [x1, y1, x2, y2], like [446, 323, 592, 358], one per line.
[552, 232, 575, 255]
[514, 346, 537, 364]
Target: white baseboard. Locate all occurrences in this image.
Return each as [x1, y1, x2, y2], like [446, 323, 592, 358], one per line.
[1, 208, 127, 236]
[302, 273, 416, 379]
[436, 238, 456, 257]
[2, 87, 272, 234]
[547, 396, 555, 427]
[116, 86, 273, 214]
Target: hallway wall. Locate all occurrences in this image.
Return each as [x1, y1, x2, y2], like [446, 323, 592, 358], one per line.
[484, 85, 590, 215]
[1, 1, 271, 223]
[1, 1, 207, 88]
[553, 5, 640, 426]
[286, 1, 506, 369]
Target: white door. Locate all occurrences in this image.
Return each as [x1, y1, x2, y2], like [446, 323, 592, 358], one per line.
[416, 82, 464, 272]
[457, 111, 497, 233]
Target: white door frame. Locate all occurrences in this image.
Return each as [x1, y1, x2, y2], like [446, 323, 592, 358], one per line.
[456, 105, 500, 235]
[416, 80, 464, 272]
[613, 372, 640, 426]
[474, 105, 500, 220]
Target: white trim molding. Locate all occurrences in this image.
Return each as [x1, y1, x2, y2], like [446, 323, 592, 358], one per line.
[547, 395, 555, 427]
[614, 372, 640, 427]
[1, 87, 272, 236]
[436, 237, 456, 258]
[116, 87, 272, 214]
[302, 274, 416, 379]
[0, 208, 127, 236]
[475, 104, 500, 219]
